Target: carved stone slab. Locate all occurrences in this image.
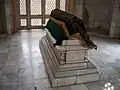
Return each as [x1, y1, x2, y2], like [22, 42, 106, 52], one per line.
[39, 29, 99, 87]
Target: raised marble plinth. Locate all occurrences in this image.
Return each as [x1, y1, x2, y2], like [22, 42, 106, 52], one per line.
[39, 29, 99, 87]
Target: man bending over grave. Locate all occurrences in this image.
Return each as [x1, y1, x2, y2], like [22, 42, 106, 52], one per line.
[45, 9, 97, 50]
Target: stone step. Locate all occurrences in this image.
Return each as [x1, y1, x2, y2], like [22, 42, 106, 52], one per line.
[52, 73, 99, 87]
[56, 45, 88, 52]
[58, 61, 95, 71]
[66, 60, 85, 64]
[58, 63, 87, 72]
[42, 37, 60, 67]
[59, 62, 88, 69]
[55, 67, 98, 78]
[62, 40, 84, 46]
[39, 39, 55, 81]
[65, 57, 89, 64]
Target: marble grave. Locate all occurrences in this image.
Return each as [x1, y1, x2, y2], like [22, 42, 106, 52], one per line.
[39, 29, 99, 87]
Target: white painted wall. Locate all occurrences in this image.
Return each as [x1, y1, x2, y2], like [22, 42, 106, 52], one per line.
[84, 0, 114, 30]
[76, 0, 114, 31]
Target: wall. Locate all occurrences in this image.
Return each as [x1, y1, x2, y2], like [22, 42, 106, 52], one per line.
[0, 1, 7, 35]
[11, 0, 20, 33]
[4, 0, 13, 34]
[67, 0, 76, 15]
[76, 0, 83, 19]
[0, 1, 1, 34]
[0, 8, 2, 35]
[81, 0, 114, 31]
[109, 0, 120, 38]
[0, 0, 13, 35]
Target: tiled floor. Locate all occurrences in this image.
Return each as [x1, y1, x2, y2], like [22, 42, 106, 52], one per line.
[0, 29, 120, 90]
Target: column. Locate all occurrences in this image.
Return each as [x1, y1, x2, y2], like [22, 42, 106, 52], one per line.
[110, 0, 120, 38]
[11, 0, 20, 32]
[76, 0, 84, 19]
[0, 1, 7, 34]
[5, 0, 12, 34]
[68, 0, 76, 15]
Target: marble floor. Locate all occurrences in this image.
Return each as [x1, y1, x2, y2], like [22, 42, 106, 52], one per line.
[0, 29, 120, 90]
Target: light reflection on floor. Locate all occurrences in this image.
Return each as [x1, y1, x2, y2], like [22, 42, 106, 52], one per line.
[104, 83, 114, 90]
[0, 29, 120, 90]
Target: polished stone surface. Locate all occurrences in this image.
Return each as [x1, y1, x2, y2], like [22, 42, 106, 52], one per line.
[0, 29, 120, 90]
[40, 29, 99, 87]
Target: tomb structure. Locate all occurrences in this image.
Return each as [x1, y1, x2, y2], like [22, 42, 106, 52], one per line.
[39, 29, 99, 87]
[39, 9, 99, 87]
